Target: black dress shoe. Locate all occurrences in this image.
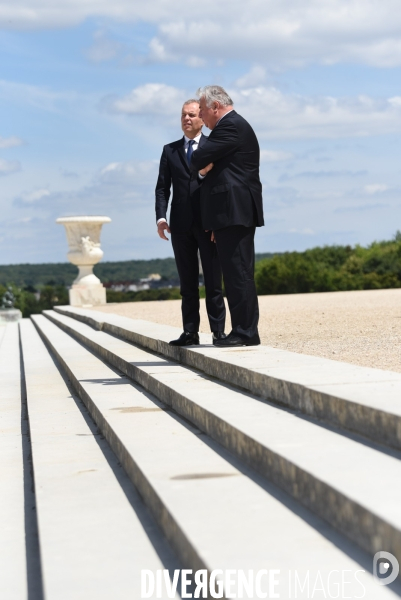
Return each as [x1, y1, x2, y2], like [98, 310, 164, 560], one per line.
[212, 331, 227, 345]
[169, 331, 200, 346]
[213, 332, 260, 347]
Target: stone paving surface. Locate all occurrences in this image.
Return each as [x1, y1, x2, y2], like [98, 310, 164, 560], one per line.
[91, 288, 401, 373]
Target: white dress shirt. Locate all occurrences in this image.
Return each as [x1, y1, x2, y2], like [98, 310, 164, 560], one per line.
[157, 133, 202, 226]
[184, 132, 202, 154]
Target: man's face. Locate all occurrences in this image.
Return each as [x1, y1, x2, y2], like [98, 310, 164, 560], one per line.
[181, 102, 203, 137]
[199, 97, 219, 130]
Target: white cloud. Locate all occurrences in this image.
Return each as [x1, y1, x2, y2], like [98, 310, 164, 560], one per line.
[105, 83, 185, 116]
[3, 1, 401, 68]
[147, 38, 177, 63]
[0, 135, 23, 148]
[85, 30, 122, 62]
[364, 183, 389, 194]
[260, 150, 293, 162]
[235, 66, 266, 88]
[388, 97, 401, 108]
[280, 170, 366, 182]
[107, 81, 401, 140]
[152, 2, 401, 68]
[234, 86, 401, 139]
[0, 79, 77, 112]
[13, 160, 159, 211]
[185, 56, 206, 68]
[19, 188, 50, 203]
[99, 160, 158, 184]
[289, 228, 315, 235]
[8, 159, 163, 262]
[0, 158, 21, 176]
[60, 168, 79, 178]
[334, 202, 388, 213]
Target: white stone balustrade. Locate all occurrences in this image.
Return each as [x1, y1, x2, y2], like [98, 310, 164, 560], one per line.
[56, 216, 111, 307]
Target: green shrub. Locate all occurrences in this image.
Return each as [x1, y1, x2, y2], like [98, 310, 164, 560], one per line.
[2, 284, 70, 318]
[255, 236, 401, 295]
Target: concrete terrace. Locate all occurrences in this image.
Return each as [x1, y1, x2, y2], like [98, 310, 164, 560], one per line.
[94, 288, 401, 373]
[2, 290, 401, 599]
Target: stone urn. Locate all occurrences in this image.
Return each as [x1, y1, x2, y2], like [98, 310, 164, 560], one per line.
[56, 216, 111, 307]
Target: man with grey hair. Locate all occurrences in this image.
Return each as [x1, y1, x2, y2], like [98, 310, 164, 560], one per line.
[155, 98, 226, 346]
[190, 85, 264, 347]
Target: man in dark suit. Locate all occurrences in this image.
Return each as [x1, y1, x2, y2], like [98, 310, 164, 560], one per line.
[155, 99, 226, 346]
[190, 86, 264, 347]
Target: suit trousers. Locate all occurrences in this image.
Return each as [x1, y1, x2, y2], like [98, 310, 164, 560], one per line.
[171, 226, 226, 333]
[213, 225, 260, 342]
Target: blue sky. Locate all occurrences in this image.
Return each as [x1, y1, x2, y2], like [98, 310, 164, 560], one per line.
[1, 0, 401, 264]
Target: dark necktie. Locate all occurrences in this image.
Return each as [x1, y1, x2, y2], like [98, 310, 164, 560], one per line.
[187, 139, 195, 165]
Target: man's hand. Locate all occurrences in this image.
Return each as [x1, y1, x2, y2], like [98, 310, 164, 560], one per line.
[199, 162, 214, 177]
[157, 221, 171, 241]
[205, 230, 216, 243]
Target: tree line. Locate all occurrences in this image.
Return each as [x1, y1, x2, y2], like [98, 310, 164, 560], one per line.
[0, 254, 275, 287]
[255, 233, 401, 294]
[2, 237, 401, 317]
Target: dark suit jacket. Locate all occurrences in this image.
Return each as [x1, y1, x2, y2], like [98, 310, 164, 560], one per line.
[190, 111, 264, 231]
[155, 134, 207, 233]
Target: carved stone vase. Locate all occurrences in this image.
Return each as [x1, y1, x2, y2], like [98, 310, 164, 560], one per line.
[57, 216, 111, 307]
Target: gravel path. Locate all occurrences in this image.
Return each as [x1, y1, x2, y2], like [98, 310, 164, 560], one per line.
[91, 288, 401, 373]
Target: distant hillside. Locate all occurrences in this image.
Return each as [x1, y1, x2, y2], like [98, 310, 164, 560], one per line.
[0, 258, 177, 287]
[0, 253, 276, 288]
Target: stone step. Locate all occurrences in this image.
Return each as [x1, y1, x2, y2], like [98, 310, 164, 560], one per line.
[0, 323, 7, 347]
[41, 309, 401, 571]
[0, 324, 27, 600]
[31, 313, 398, 599]
[53, 305, 401, 450]
[19, 319, 177, 600]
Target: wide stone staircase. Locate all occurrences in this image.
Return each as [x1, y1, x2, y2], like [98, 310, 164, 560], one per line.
[3, 306, 401, 599]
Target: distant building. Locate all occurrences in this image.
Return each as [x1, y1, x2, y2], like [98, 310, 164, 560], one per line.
[104, 273, 178, 293]
[103, 281, 150, 292]
[103, 272, 207, 293]
[141, 273, 162, 282]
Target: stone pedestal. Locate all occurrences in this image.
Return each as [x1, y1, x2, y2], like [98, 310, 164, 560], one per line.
[56, 216, 111, 307]
[0, 309, 22, 324]
[69, 285, 106, 307]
